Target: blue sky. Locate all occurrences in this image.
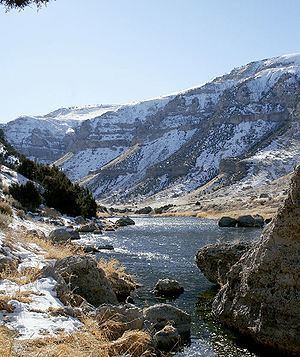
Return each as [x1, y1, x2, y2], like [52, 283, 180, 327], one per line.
[0, 0, 299, 122]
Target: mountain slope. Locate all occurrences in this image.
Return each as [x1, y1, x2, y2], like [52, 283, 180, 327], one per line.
[4, 54, 300, 203]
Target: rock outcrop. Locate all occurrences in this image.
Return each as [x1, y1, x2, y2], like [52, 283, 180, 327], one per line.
[196, 241, 252, 285]
[212, 165, 300, 355]
[115, 216, 135, 227]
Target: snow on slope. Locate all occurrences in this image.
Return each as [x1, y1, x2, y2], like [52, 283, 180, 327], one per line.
[4, 53, 300, 202]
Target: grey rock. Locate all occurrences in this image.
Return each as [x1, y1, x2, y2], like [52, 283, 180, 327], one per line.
[153, 279, 184, 298]
[196, 241, 252, 285]
[212, 165, 300, 355]
[48, 228, 80, 243]
[218, 216, 237, 227]
[77, 222, 98, 233]
[74, 216, 86, 225]
[115, 216, 135, 227]
[237, 215, 256, 227]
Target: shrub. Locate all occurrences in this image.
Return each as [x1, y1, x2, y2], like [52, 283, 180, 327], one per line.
[17, 158, 96, 217]
[0, 201, 13, 216]
[9, 182, 42, 211]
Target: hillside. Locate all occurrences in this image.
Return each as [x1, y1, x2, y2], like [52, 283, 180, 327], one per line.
[3, 54, 300, 205]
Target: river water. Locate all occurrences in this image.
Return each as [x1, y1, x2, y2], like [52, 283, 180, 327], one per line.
[81, 216, 262, 356]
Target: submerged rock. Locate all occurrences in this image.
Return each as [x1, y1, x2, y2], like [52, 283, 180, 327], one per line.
[53, 255, 118, 307]
[115, 216, 135, 227]
[212, 165, 300, 355]
[196, 241, 252, 286]
[153, 279, 184, 298]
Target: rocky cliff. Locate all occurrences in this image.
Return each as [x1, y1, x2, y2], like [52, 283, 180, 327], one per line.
[3, 54, 300, 203]
[212, 166, 300, 355]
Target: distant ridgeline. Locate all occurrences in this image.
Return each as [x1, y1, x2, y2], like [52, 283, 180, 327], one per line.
[0, 129, 97, 217]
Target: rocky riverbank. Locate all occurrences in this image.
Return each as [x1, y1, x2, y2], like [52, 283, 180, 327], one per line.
[196, 166, 300, 355]
[0, 203, 192, 356]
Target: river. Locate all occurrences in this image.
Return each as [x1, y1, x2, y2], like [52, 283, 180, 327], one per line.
[80, 216, 262, 356]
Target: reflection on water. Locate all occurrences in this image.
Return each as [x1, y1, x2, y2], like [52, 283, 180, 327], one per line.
[81, 216, 262, 356]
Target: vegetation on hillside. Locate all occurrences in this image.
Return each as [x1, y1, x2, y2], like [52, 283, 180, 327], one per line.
[15, 158, 97, 217]
[0, 0, 51, 10]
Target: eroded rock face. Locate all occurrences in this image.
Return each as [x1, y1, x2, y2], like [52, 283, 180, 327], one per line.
[212, 165, 300, 355]
[53, 255, 118, 307]
[196, 241, 252, 286]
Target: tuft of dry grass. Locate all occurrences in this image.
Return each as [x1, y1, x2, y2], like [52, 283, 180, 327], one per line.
[0, 200, 13, 216]
[0, 213, 12, 229]
[98, 258, 137, 288]
[0, 266, 41, 286]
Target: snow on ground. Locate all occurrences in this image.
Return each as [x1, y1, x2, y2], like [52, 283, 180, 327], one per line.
[0, 277, 81, 339]
[0, 214, 82, 340]
[0, 165, 28, 188]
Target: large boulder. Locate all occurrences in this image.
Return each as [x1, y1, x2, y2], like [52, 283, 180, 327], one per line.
[196, 241, 252, 285]
[218, 216, 237, 227]
[48, 228, 80, 243]
[237, 215, 255, 227]
[143, 304, 191, 335]
[53, 255, 118, 307]
[212, 165, 300, 355]
[153, 279, 184, 298]
[115, 216, 135, 227]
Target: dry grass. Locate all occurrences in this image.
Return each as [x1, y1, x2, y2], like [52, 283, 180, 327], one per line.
[0, 266, 41, 285]
[0, 326, 15, 357]
[98, 258, 137, 288]
[0, 291, 33, 312]
[0, 200, 13, 216]
[0, 213, 12, 229]
[17, 316, 153, 357]
[5, 230, 85, 261]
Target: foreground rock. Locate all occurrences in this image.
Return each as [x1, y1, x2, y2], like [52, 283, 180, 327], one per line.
[153, 279, 184, 298]
[115, 216, 135, 227]
[212, 166, 300, 355]
[48, 228, 80, 243]
[196, 241, 252, 285]
[53, 255, 118, 307]
[143, 303, 191, 336]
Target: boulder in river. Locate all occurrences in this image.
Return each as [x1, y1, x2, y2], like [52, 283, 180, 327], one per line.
[212, 165, 300, 355]
[153, 278, 184, 298]
[53, 255, 118, 307]
[115, 216, 135, 227]
[196, 241, 252, 285]
[218, 216, 237, 227]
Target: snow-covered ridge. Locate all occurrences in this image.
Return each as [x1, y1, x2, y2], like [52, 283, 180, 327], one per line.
[4, 53, 300, 202]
